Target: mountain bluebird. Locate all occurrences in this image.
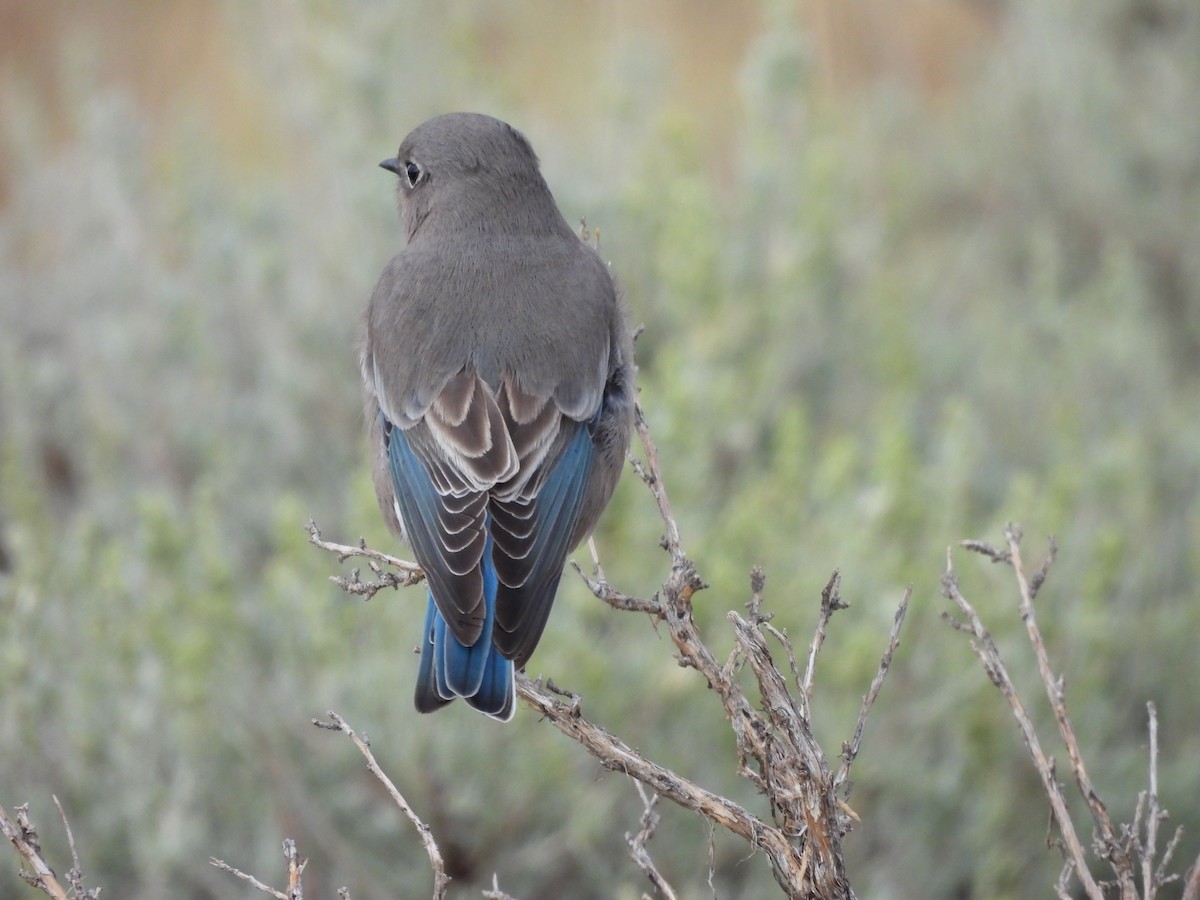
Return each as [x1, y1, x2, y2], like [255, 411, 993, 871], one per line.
[362, 113, 634, 721]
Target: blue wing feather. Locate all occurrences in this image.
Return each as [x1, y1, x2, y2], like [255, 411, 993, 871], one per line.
[387, 414, 515, 721]
[386, 407, 596, 721]
[492, 418, 596, 665]
[438, 533, 496, 697]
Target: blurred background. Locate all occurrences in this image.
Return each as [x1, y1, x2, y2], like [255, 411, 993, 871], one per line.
[1, 0, 1198, 897]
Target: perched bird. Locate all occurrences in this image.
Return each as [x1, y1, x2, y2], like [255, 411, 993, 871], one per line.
[362, 113, 634, 721]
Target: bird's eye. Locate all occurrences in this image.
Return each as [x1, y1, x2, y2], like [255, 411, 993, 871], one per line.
[404, 161, 422, 187]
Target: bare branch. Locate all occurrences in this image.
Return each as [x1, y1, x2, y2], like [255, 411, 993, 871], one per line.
[959, 538, 1011, 564]
[209, 838, 306, 900]
[705, 818, 717, 898]
[585, 535, 606, 583]
[516, 674, 777, 855]
[51, 795, 96, 900]
[801, 570, 845, 718]
[755, 569, 806, 706]
[570, 558, 664, 617]
[631, 404, 688, 569]
[1142, 702, 1160, 898]
[306, 396, 913, 898]
[836, 586, 912, 790]
[941, 546, 1104, 900]
[1056, 862, 1075, 900]
[481, 873, 521, 900]
[284, 839, 306, 900]
[1184, 854, 1200, 900]
[306, 518, 424, 599]
[625, 781, 678, 900]
[1027, 535, 1057, 600]
[627, 407, 862, 896]
[1157, 826, 1184, 891]
[947, 527, 1200, 898]
[1002, 526, 1134, 893]
[0, 803, 70, 900]
[209, 855, 290, 899]
[313, 711, 450, 899]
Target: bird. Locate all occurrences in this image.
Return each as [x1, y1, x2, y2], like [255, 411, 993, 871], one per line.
[361, 113, 634, 721]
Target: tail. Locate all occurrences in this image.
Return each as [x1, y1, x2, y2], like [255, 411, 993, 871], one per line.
[414, 534, 516, 721]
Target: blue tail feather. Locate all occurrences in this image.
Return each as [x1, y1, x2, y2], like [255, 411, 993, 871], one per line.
[414, 600, 450, 713]
[414, 532, 515, 721]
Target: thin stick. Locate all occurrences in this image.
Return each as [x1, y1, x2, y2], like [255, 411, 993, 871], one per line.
[756, 569, 807, 704]
[1004, 527, 1132, 893]
[1143, 702, 1160, 898]
[625, 781, 678, 900]
[51, 796, 88, 897]
[631, 404, 687, 567]
[209, 856, 289, 899]
[308, 396, 886, 898]
[1184, 853, 1200, 900]
[836, 586, 912, 788]
[801, 570, 845, 718]
[306, 519, 424, 598]
[941, 548, 1103, 900]
[481, 873, 520, 900]
[0, 804, 70, 900]
[571, 559, 664, 617]
[284, 838, 305, 899]
[586, 535, 606, 584]
[515, 674, 806, 885]
[313, 711, 450, 900]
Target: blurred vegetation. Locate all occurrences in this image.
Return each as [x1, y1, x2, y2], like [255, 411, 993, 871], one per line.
[1, 0, 1198, 897]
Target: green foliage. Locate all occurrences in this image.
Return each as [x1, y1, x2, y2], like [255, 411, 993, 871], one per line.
[1, 0, 1198, 897]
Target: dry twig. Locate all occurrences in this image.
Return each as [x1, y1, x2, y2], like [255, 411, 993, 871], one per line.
[0, 804, 69, 900]
[1185, 859, 1200, 900]
[801, 570, 847, 719]
[519, 402, 914, 898]
[313, 712, 450, 900]
[517, 674, 779, 858]
[304, 398, 913, 898]
[209, 853, 291, 900]
[625, 781, 678, 900]
[949, 526, 1197, 899]
[943, 539, 1103, 899]
[1002, 527, 1131, 890]
[50, 797, 96, 900]
[209, 837, 306, 900]
[211, 711, 450, 900]
[306, 519, 424, 599]
[480, 873, 520, 900]
[835, 586, 912, 790]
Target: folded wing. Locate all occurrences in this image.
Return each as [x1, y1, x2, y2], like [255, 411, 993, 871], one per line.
[375, 366, 599, 668]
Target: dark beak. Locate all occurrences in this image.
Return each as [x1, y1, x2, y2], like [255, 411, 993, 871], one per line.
[379, 157, 402, 175]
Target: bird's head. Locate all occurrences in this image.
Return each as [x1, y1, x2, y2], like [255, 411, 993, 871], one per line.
[380, 112, 560, 242]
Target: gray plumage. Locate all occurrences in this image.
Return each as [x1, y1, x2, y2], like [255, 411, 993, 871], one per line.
[361, 112, 634, 718]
